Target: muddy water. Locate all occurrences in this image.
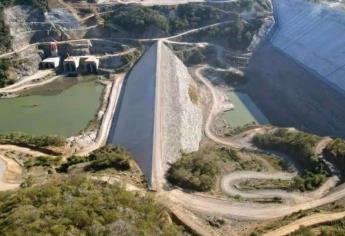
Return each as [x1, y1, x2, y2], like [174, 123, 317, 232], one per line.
[0, 77, 104, 137]
[222, 91, 269, 128]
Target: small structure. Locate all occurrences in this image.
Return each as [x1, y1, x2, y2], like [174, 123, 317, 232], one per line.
[40, 57, 60, 69]
[84, 56, 99, 74]
[63, 56, 80, 73]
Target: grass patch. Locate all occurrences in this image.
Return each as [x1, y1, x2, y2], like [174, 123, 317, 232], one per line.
[188, 83, 198, 104]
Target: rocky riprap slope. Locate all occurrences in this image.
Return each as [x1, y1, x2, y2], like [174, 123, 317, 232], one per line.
[108, 41, 202, 188]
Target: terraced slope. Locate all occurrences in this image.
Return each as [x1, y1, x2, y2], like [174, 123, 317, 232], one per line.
[271, 0, 345, 92]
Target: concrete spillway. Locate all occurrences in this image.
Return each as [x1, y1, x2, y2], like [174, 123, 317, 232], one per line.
[107, 41, 202, 189]
[271, 0, 345, 92]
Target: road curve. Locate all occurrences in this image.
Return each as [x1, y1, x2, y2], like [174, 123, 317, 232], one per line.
[166, 65, 345, 221]
[221, 171, 338, 203]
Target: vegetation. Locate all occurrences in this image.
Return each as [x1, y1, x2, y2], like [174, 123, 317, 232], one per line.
[167, 147, 238, 191]
[105, 4, 226, 36]
[173, 46, 216, 66]
[0, 60, 11, 87]
[292, 171, 326, 192]
[253, 129, 323, 172]
[188, 84, 198, 104]
[183, 16, 264, 50]
[291, 218, 345, 236]
[0, 0, 48, 85]
[58, 145, 132, 173]
[24, 155, 62, 169]
[323, 139, 345, 177]
[86, 145, 131, 172]
[0, 133, 65, 148]
[0, 176, 185, 236]
[239, 178, 294, 191]
[253, 129, 328, 191]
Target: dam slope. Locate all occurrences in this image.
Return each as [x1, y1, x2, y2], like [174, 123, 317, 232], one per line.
[108, 42, 202, 189]
[271, 0, 345, 92]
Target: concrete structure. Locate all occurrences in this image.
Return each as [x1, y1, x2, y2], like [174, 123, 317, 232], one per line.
[107, 42, 202, 189]
[271, 0, 345, 92]
[84, 56, 100, 74]
[63, 56, 80, 73]
[40, 57, 60, 69]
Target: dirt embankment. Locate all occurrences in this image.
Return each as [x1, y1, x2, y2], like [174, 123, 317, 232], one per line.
[244, 43, 345, 138]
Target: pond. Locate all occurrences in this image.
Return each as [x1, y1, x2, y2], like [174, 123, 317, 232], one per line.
[222, 91, 269, 128]
[0, 77, 104, 137]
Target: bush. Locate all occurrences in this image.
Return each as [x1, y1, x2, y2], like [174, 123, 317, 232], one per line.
[86, 145, 131, 171]
[0, 176, 184, 236]
[104, 3, 226, 36]
[253, 129, 328, 191]
[24, 156, 62, 168]
[167, 147, 237, 191]
[253, 129, 324, 174]
[58, 145, 132, 173]
[0, 133, 65, 147]
[293, 172, 326, 192]
[323, 139, 345, 178]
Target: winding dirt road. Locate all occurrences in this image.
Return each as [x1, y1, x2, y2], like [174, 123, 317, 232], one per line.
[221, 171, 338, 203]
[165, 65, 345, 221]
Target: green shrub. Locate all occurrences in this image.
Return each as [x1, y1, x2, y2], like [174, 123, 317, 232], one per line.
[0, 176, 184, 236]
[253, 129, 328, 191]
[24, 156, 62, 168]
[105, 3, 226, 36]
[167, 147, 237, 191]
[86, 145, 131, 171]
[253, 129, 323, 173]
[0, 133, 65, 147]
[58, 145, 132, 173]
[323, 139, 345, 178]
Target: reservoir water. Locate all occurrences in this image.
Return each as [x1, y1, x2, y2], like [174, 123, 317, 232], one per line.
[222, 91, 269, 128]
[0, 78, 103, 137]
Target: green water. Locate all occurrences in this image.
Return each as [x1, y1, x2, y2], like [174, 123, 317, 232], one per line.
[222, 91, 269, 128]
[0, 79, 104, 137]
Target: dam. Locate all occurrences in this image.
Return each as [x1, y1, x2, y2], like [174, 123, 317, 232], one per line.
[107, 41, 202, 189]
[271, 0, 345, 92]
[244, 0, 345, 138]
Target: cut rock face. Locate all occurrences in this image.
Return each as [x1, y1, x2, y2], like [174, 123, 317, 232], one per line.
[108, 41, 202, 189]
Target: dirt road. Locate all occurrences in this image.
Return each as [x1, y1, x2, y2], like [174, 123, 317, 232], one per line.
[221, 171, 338, 203]
[165, 65, 345, 221]
[263, 211, 345, 236]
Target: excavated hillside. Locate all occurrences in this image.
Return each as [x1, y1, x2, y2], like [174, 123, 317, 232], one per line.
[107, 41, 202, 189]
